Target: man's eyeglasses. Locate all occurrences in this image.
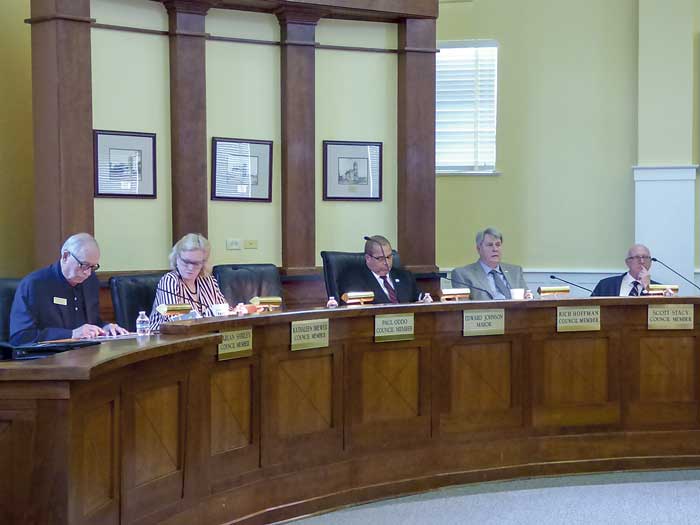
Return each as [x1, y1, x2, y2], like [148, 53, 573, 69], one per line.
[626, 255, 651, 262]
[69, 251, 100, 272]
[179, 255, 205, 268]
[367, 253, 393, 261]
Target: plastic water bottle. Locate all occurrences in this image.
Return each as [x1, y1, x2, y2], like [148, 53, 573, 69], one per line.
[136, 311, 150, 336]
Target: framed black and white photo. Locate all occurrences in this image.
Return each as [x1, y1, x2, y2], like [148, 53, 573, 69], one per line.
[323, 140, 382, 201]
[211, 137, 273, 202]
[93, 130, 156, 198]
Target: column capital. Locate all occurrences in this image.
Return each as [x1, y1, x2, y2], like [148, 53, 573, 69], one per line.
[275, 6, 325, 26]
[162, 0, 212, 16]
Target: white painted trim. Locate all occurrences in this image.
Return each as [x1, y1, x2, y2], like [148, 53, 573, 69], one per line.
[633, 165, 697, 182]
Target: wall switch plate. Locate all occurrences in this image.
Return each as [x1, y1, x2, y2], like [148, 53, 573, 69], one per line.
[226, 238, 241, 250]
[244, 239, 258, 249]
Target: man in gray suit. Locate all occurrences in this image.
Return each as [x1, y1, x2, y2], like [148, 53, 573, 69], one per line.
[451, 227, 529, 300]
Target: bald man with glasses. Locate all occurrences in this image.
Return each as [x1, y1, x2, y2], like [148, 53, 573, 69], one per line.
[10, 233, 127, 345]
[336, 235, 430, 305]
[590, 244, 663, 297]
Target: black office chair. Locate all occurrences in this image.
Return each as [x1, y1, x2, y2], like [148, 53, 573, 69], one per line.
[212, 264, 283, 306]
[0, 278, 20, 343]
[109, 273, 166, 332]
[320, 250, 401, 300]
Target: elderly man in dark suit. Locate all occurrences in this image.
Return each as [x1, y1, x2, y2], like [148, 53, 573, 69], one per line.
[591, 243, 662, 296]
[337, 235, 430, 305]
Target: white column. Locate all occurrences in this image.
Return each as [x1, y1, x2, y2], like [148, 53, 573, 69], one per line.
[634, 165, 697, 295]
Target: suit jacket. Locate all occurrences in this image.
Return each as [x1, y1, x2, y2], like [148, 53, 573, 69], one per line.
[337, 265, 422, 305]
[9, 261, 104, 345]
[590, 273, 659, 297]
[451, 261, 528, 301]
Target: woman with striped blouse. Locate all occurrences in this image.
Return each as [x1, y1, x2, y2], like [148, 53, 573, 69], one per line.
[149, 233, 227, 331]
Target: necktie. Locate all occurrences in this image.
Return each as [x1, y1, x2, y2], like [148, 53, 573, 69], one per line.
[489, 269, 511, 299]
[629, 281, 640, 296]
[380, 275, 399, 304]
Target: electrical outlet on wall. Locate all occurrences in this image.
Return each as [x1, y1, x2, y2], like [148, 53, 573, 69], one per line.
[244, 240, 258, 249]
[226, 238, 241, 250]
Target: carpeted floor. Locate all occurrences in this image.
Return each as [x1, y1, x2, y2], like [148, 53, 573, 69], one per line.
[284, 470, 700, 524]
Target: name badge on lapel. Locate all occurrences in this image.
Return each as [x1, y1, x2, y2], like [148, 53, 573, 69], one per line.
[53, 297, 67, 306]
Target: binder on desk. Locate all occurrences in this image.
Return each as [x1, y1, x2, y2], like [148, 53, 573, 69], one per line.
[3, 340, 100, 361]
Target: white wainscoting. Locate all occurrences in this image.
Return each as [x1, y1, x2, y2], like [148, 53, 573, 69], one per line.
[439, 269, 700, 298]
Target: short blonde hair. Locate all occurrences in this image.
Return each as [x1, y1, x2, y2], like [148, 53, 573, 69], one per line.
[169, 233, 213, 275]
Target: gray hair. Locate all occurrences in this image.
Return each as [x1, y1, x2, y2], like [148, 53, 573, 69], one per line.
[60, 233, 99, 257]
[364, 235, 392, 255]
[169, 233, 213, 275]
[476, 227, 503, 246]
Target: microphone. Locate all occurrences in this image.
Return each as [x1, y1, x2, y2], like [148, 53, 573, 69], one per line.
[155, 283, 208, 310]
[650, 257, 700, 293]
[549, 274, 592, 293]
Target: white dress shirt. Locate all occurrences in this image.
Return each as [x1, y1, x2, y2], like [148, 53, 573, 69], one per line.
[619, 272, 644, 296]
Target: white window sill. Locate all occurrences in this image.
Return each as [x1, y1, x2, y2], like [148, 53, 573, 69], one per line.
[436, 171, 501, 177]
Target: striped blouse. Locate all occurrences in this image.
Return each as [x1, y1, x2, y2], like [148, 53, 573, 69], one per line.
[149, 271, 227, 331]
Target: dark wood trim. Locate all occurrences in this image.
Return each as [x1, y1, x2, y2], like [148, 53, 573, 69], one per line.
[400, 46, 439, 53]
[25, 15, 95, 24]
[207, 34, 280, 46]
[396, 18, 437, 272]
[30, 0, 95, 267]
[167, 3, 210, 241]
[316, 43, 397, 53]
[91, 22, 169, 36]
[277, 8, 321, 274]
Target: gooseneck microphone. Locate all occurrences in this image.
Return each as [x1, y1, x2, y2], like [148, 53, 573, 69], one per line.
[549, 274, 593, 293]
[650, 257, 700, 293]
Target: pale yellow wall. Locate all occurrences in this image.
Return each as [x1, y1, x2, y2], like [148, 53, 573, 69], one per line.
[315, 20, 398, 264]
[0, 0, 33, 277]
[437, 0, 638, 271]
[638, 0, 694, 165]
[91, 0, 172, 271]
[206, 10, 282, 265]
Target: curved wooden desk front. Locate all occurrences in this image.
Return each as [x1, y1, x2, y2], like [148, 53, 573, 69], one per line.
[3, 297, 700, 524]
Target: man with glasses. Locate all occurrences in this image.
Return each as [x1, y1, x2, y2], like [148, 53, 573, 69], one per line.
[9, 233, 127, 345]
[591, 244, 661, 296]
[337, 235, 429, 305]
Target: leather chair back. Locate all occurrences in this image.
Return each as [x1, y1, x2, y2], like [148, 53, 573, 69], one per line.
[212, 264, 282, 306]
[0, 278, 20, 343]
[320, 250, 401, 299]
[109, 273, 166, 332]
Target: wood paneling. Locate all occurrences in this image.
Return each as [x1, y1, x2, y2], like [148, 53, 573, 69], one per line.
[7, 300, 700, 524]
[211, 366, 252, 454]
[29, 0, 94, 266]
[533, 335, 620, 428]
[277, 355, 332, 436]
[166, 2, 210, 240]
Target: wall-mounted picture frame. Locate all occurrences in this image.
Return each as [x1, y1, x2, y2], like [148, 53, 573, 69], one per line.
[323, 140, 382, 201]
[211, 137, 273, 202]
[93, 130, 156, 198]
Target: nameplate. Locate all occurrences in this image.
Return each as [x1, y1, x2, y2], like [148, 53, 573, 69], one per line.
[556, 306, 601, 332]
[463, 309, 505, 337]
[218, 329, 253, 361]
[291, 319, 329, 351]
[648, 304, 694, 330]
[375, 313, 415, 342]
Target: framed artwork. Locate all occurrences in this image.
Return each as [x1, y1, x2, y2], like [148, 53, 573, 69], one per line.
[93, 130, 156, 198]
[211, 137, 273, 202]
[323, 140, 382, 201]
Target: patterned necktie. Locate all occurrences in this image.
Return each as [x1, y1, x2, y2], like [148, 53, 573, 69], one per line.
[629, 281, 640, 296]
[489, 269, 511, 299]
[380, 275, 398, 304]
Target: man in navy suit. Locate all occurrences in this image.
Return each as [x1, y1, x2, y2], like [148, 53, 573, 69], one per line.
[591, 243, 662, 297]
[10, 233, 128, 345]
[337, 235, 430, 305]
